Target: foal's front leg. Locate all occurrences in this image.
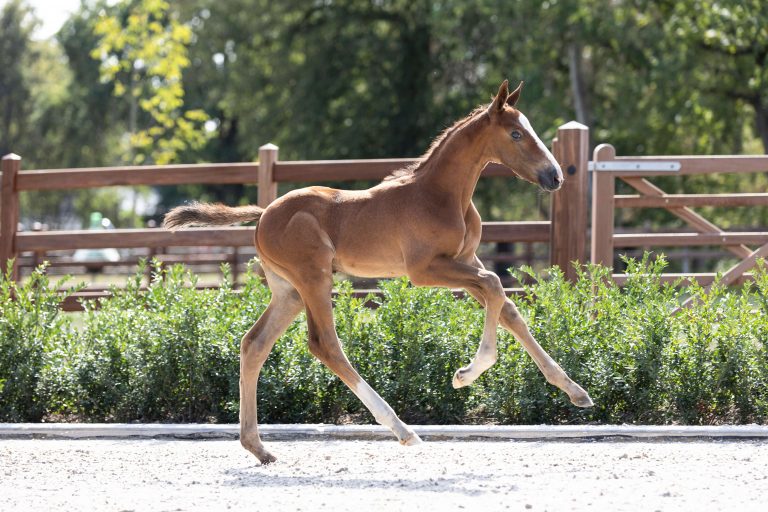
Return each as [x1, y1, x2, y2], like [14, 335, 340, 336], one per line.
[467, 256, 593, 408]
[500, 299, 593, 407]
[409, 257, 507, 388]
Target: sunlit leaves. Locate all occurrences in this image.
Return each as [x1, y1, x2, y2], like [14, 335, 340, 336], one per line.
[91, 0, 211, 164]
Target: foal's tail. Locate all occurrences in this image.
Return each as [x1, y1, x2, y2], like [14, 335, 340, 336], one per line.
[163, 202, 264, 230]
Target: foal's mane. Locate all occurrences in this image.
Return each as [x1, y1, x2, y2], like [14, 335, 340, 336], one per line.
[384, 105, 489, 181]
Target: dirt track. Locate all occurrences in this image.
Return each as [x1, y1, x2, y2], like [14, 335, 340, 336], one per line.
[2, 438, 767, 511]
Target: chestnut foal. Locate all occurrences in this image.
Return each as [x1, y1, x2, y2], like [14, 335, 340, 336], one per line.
[164, 80, 593, 464]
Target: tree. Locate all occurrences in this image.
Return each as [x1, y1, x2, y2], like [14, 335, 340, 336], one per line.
[13, 1, 135, 228]
[91, 0, 212, 164]
[0, 0, 37, 157]
[664, 0, 768, 153]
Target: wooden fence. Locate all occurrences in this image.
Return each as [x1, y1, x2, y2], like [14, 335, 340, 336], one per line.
[591, 143, 768, 290]
[0, 122, 591, 309]
[6, 120, 766, 310]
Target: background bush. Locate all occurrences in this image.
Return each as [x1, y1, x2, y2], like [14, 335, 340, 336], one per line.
[0, 264, 83, 421]
[1, 257, 767, 425]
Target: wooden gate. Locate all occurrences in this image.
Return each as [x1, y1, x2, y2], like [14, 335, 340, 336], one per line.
[590, 143, 768, 293]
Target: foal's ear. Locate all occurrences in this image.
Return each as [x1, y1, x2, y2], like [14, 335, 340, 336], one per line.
[489, 79, 510, 113]
[507, 81, 524, 108]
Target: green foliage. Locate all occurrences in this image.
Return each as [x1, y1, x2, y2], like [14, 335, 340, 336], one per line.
[0, 263, 83, 421]
[9, 2, 139, 229]
[495, 255, 768, 425]
[5, 1, 767, 229]
[337, 279, 486, 423]
[1, 257, 768, 425]
[72, 260, 266, 421]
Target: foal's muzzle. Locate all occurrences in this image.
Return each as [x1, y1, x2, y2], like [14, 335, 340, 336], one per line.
[537, 165, 563, 191]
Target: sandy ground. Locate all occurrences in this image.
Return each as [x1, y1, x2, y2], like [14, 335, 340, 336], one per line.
[1, 438, 767, 512]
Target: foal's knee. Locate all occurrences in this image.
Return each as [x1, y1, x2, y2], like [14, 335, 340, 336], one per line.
[240, 333, 267, 369]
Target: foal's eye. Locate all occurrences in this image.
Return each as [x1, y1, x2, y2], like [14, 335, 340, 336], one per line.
[511, 130, 522, 141]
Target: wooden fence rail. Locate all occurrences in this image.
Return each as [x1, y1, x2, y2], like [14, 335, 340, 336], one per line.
[0, 122, 590, 307]
[614, 193, 768, 208]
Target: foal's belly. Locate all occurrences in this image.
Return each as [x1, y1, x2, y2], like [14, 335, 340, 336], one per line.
[333, 254, 407, 279]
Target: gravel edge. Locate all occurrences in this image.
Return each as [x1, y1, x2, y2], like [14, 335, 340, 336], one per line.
[2, 423, 768, 441]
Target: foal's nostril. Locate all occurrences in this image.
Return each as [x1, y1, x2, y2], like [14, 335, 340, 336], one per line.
[537, 165, 563, 191]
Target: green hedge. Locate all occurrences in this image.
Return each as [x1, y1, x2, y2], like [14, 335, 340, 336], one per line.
[1, 256, 767, 425]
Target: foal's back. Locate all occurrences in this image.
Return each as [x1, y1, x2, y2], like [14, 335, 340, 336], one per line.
[255, 178, 421, 279]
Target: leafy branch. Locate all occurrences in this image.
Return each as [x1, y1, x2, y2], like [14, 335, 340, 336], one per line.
[91, 0, 212, 164]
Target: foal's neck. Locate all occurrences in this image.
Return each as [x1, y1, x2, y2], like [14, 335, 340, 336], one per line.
[418, 113, 490, 211]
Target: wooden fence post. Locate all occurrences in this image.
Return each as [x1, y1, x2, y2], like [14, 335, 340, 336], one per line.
[551, 121, 589, 281]
[590, 144, 617, 268]
[1, 153, 21, 280]
[258, 143, 279, 208]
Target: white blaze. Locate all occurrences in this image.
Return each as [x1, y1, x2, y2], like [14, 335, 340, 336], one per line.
[518, 113, 561, 169]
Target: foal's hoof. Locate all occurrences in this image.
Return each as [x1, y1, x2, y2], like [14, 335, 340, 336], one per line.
[241, 438, 277, 465]
[570, 393, 594, 408]
[400, 432, 423, 446]
[256, 450, 278, 465]
[452, 368, 472, 389]
[246, 448, 277, 465]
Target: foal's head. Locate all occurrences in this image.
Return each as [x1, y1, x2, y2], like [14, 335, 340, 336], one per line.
[483, 80, 563, 191]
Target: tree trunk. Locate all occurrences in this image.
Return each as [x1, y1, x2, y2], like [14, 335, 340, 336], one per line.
[755, 99, 768, 154]
[394, 18, 432, 157]
[568, 42, 593, 129]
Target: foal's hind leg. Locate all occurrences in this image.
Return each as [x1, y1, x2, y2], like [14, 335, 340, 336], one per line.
[239, 270, 303, 464]
[297, 276, 422, 446]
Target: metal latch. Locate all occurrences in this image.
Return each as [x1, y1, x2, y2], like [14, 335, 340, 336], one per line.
[588, 161, 681, 172]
